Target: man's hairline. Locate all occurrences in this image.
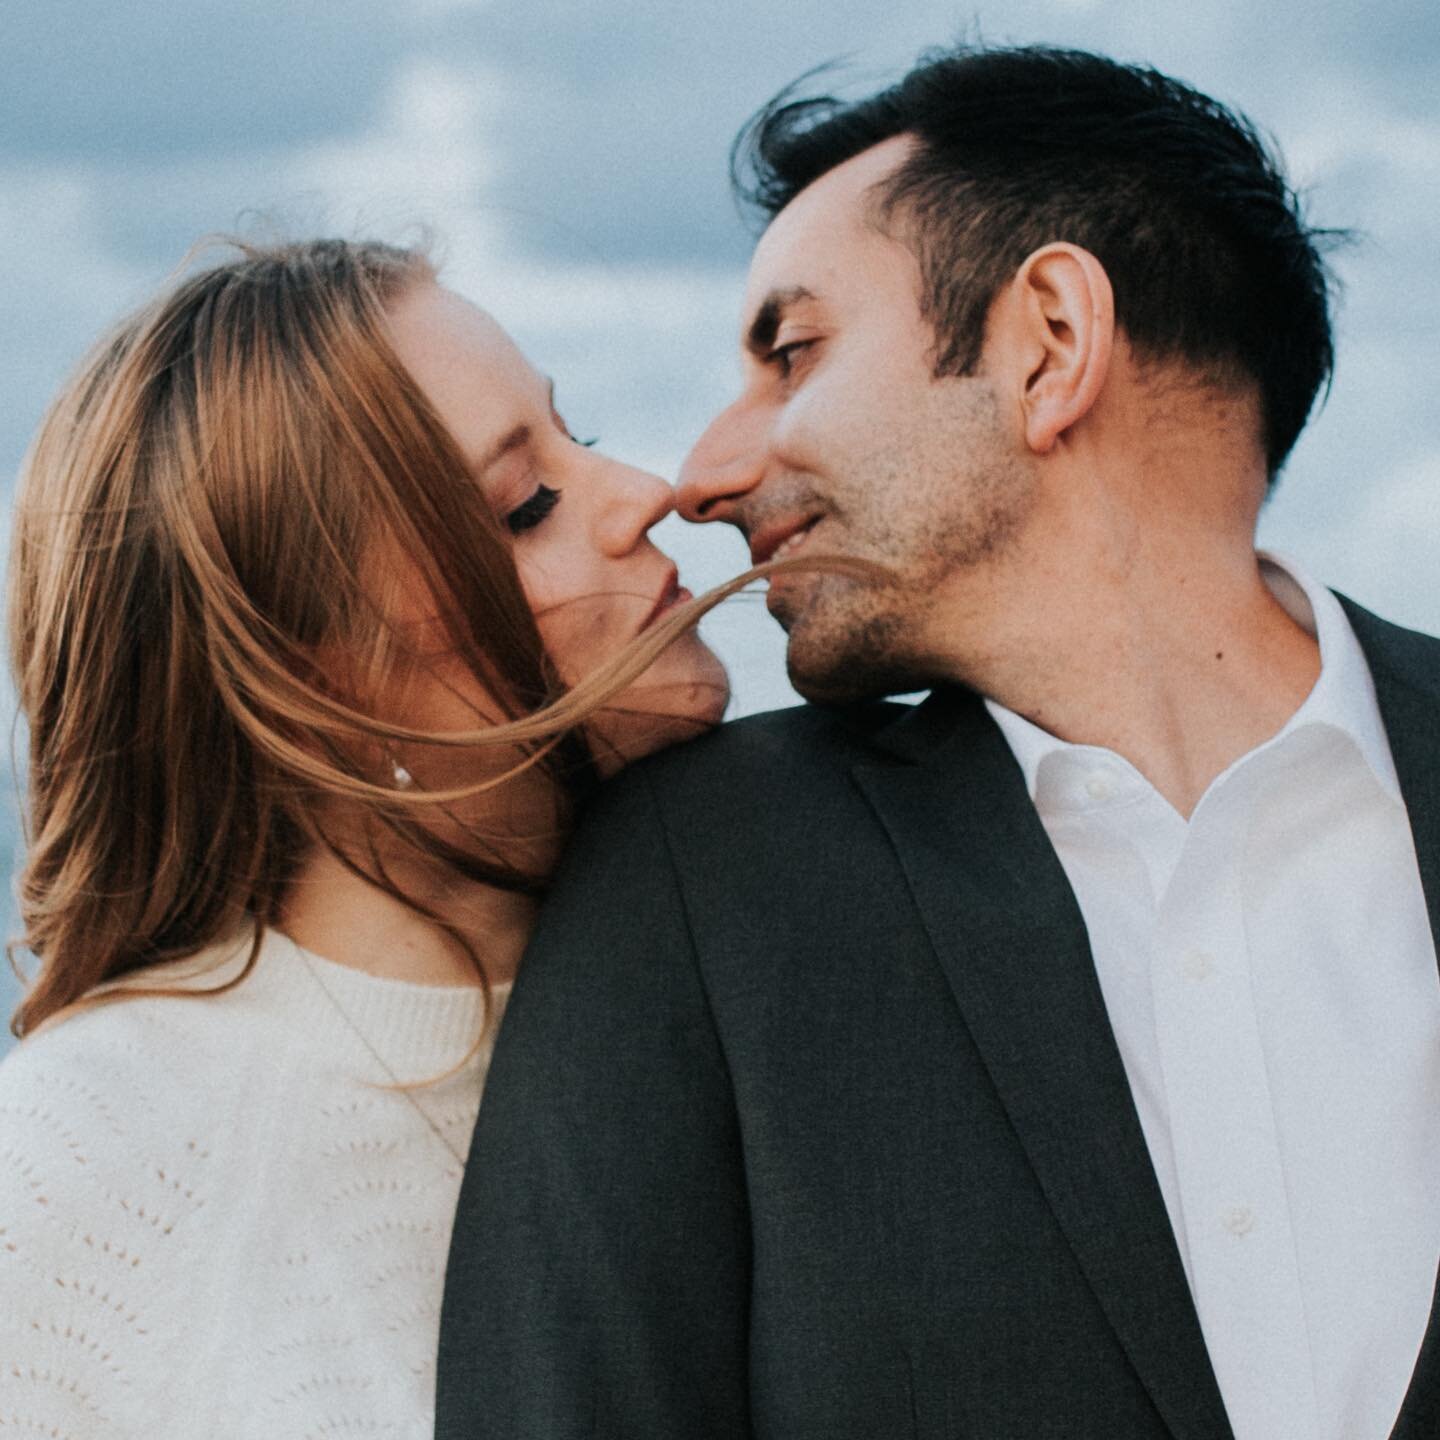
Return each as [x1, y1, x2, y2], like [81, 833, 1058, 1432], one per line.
[752, 146, 1269, 447]
[745, 135, 937, 332]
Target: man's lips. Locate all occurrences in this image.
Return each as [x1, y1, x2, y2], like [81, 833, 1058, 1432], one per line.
[748, 515, 821, 566]
[639, 565, 690, 631]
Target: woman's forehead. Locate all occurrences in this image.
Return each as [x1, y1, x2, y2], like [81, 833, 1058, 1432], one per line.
[388, 284, 536, 399]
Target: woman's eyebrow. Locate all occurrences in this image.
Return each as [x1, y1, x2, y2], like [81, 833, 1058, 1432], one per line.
[473, 378, 558, 475]
[471, 420, 531, 478]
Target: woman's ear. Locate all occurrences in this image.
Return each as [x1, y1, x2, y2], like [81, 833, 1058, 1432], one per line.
[995, 243, 1115, 455]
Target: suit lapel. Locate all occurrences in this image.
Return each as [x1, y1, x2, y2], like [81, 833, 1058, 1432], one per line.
[1341, 598, 1440, 1434]
[1343, 599, 1440, 969]
[852, 689, 1234, 1440]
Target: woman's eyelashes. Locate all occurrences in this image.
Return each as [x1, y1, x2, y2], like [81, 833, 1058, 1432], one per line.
[500, 401, 592, 535]
[551, 397, 596, 450]
[505, 483, 563, 536]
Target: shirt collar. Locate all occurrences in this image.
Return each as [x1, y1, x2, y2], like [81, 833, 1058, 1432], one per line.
[985, 551, 1403, 807]
[1259, 551, 1402, 801]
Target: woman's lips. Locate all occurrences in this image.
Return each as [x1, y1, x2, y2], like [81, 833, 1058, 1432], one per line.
[640, 567, 689, 631]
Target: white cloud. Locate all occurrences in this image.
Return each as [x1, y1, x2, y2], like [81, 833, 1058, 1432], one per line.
[283, 58, 509, 251]
[408, 0, 492, 12]
[1288, 104, 1440, 196]
[1278, 451, 1440, 633]
[0, 171, 148, 307]
[0, 167, 158, 479]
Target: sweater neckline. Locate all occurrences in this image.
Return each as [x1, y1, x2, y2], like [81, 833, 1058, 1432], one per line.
[265, 928, 510, 1083]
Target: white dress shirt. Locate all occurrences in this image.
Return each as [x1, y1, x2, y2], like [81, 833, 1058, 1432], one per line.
[986, 554, 1440, 1440]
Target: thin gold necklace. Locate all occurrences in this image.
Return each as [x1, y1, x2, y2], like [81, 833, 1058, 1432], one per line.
[297, 947, 473, 1167]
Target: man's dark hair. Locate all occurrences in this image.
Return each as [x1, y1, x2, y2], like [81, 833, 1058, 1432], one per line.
[732, 45, 1341, 479]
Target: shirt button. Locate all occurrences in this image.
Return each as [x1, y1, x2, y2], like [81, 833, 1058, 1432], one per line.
[1222, 1205, 1255, 1237]
[1084, 771, 1114, 802]
[1180, 948, 1217, 982]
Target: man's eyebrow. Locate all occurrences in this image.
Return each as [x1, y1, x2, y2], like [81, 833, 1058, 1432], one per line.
[744, 285, 818, 359]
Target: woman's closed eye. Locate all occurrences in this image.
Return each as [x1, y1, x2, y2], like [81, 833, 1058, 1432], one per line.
[506, 483, 562, 535]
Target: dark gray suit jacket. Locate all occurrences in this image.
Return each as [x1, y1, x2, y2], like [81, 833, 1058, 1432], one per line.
[436, 599, 1440, 1439]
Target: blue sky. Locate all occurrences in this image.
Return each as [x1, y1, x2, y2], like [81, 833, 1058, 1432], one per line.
[2, 0, 1438, 1036]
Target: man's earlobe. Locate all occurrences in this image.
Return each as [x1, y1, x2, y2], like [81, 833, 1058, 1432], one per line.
[1014, 244, 1114, 455]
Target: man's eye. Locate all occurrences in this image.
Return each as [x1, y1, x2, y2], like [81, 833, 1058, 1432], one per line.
[505, 484, 562, 536]
[769, 339, 814, 378]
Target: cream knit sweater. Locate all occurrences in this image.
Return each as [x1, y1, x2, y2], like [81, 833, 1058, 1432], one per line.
[0, 927, 505, 1437]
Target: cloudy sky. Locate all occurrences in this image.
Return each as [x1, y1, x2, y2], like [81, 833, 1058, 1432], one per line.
[1, 0, 1437, 1035]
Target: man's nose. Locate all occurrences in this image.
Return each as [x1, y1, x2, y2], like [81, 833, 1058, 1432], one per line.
[676, 399, 767, 524]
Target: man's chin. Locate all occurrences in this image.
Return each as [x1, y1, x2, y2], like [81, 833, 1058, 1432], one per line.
[782, 610, 926, 706]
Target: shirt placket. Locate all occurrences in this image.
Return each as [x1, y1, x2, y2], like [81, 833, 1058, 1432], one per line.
[1150, 778, 1321, 1440]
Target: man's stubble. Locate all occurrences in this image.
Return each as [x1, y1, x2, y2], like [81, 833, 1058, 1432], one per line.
[777, 377, 1037, 704]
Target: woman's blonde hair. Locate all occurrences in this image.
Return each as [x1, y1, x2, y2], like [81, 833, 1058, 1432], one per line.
[7, 237, 766, 1038]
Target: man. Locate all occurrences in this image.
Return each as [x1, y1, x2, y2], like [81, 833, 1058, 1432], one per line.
[436, 45, 1440, 1440]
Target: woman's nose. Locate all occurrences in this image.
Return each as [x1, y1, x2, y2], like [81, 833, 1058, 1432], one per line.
[676, 398, 767, 524]
[595, 459, 675, 557]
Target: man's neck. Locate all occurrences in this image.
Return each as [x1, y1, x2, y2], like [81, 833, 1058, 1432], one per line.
[949, 537, 1322, 819]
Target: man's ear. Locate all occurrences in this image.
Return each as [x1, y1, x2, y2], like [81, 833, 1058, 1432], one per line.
[997, 243, 1114, 455]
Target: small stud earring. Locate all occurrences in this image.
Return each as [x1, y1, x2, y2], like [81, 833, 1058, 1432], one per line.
[386, 753, 413, 789]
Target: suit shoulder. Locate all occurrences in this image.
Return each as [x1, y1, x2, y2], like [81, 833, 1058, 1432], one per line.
[630, 698, 911, 789]
[1339, 595, 1440, 693]
[561, 700, 912, 874]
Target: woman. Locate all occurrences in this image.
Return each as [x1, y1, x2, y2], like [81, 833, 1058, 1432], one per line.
[0, 238, 745, 1435]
